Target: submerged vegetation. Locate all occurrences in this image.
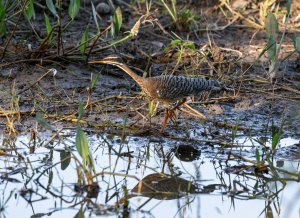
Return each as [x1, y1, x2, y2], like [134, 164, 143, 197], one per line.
[0, 0, 300, 217]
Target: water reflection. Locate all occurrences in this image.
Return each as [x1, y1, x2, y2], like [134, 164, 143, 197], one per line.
[0, 132, 299, 217]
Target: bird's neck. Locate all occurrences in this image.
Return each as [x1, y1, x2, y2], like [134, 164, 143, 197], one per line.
[115, 64, 144, 85]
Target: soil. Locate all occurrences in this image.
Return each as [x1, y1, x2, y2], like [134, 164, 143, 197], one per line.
[0, 0, 300, 141]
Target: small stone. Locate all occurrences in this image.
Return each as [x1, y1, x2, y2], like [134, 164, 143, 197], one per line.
[96, 2, 111, 15]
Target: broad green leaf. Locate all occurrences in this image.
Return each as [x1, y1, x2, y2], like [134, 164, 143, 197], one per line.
[294, 36, 300, 53]
[24, 0, 35, 20]
[286, 0, 291, 15]
[60, 150, 71, 170]
[68, 0, 80, 20]
[91, 1, 100, 33]
[44, 13, 53, 43]
[265, 13, 278, 39]
[76, 125, 90, 166]
[267, 35, 276, 61]
[80, 25, 89, 55]
[111, 7, 122, 37]
[46, 0, 58, 17]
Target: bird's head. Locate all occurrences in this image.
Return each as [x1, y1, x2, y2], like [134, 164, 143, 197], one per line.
[88, 56, 123, 67]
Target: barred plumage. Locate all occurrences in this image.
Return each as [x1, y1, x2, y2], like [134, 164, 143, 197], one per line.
[89, 56, 230, 132]
[144, 76, 220, 104]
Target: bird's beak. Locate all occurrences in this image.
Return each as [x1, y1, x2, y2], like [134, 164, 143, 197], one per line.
[88, 60, 108, 64]
[89, 56, 120, 65]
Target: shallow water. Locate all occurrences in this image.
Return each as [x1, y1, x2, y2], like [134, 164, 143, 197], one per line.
[0, 131, 299, 218]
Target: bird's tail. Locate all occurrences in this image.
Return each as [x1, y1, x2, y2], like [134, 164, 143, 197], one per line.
[211, 80, 234, 92]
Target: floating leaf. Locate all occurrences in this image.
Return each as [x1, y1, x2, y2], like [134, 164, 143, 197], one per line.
[68, 0, 80, 20]
[294, 36, 300, 53]
[276, 160, 284, 168]
[24, 0, 35, 20]
[80, 25, 89, 55]
[46, 0, 58, 17]
[44, 13, 53, 43]
[60, 150, 71, 170]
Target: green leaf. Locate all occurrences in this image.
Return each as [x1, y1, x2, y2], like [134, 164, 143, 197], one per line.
[60, 150, 71, 170]
[0, 2, 5, 36]
[74, 207, 85, 218]
[255, 148, 260, 162]
[44, 13, 53, 43]
[286, 0, 291, 15]
[294, 36, 300, 53]
[182, 41, 195, 50]
[272, 130, 281, 150]
[80, 25, 89, 55]
[68, 0, 80, 20]
[0, 1, 5, 21]
[111, 7, 122, 37]
[164, 39, 181, 51]
[265, 13, 278, 39]
[91, 1, 100, 33]
[267, 35, 277, 61]
[76, 125, 90, 166]
[36, 112, 54, 131]
[90, 73, 100, 89]
[46, 0, 58, 17]
[77, 101, 84, 121]
[24, 0, 35, 20]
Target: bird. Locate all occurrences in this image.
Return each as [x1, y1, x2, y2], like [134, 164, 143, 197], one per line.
[89, 56, 228, 133]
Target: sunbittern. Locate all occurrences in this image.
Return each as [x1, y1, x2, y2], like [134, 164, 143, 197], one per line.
[89, 56, 227, 132]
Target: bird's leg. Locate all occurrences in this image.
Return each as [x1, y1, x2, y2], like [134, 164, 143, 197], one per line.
[171, 98, 187, 111]
[160, 108, 170, 133]
[167, 98, 187, 123]
[160, 99, 188, 133]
